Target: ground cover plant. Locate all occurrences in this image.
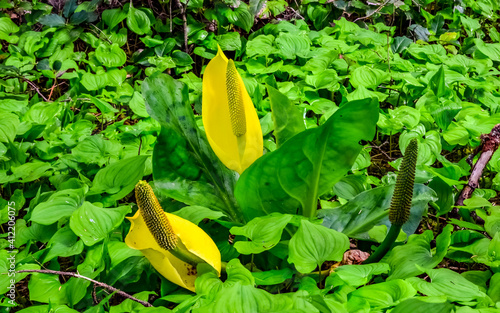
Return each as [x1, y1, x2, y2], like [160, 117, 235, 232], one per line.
[1, 0, 500, 311]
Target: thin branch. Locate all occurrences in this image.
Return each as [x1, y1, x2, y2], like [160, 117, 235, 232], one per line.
[175, 0, 189, 53]
[354, 0, 391, 22]
[453, 124, 500, 222]
[16, 269, 153, 307]
[21, 78, 49, 102]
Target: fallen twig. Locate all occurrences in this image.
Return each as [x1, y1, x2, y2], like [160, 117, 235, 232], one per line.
[16, 269, 153, 307]
[453, 124, 500, 221]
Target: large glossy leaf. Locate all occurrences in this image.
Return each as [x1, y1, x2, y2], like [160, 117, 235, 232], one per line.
[142, 73, 242, 223]
[267, 85, 305, 147]
[230, 213, 293, 254]
[407, 268, 488, 303]
[385, 225, 453, 280]
[288, 219, 349, 273]
[70, 202, 130, 246]
[391, 297, 453, 313]
[30, 188, 85, 225]
[235, 97, 378, 220]
[347, 279, 416, 309]
[319, 184, 437, 240]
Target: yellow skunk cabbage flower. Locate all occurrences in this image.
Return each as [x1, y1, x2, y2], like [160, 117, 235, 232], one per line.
[125, 181, 221, 292]
[202, 46, 263, 174]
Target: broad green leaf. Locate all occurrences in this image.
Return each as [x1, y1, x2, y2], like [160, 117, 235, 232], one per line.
[407, 268, 488, 303]
[391, 36, 413, 53]
[0, 112, 19, 143]
[72, 135, 121, 166]
[30, 189, 85, 225]
[428, 177, 454, 216]
[28, 274, 68, 305]
[288, 219, 349, 273]
[246, 35, 275, 58]
[252, 268, 294, 286]
[142, 73, 241, 223]
[320, 184, 436, 239]
[230, 213, 293, 254]
[81, 72, 108, 90]
[377, 106, 420, 135]
[332, 263, 390, 287]
[350, 66, 390, 90]
[488, 272, 500, 302]
[38, 14, 66, 27]
[391, 297, 453, 313]
[0, 249, 40, 293]
[385, 225, 453, 280]
[348, 279, 416, 309]
[227, 4, 253, 33]
[0, 17, 19, 43]
[89, 155, 148, 200]
[275, 32, 310, 59]
[172, 205, 226, 225]
[95, 43, 127, 67]
[474, 38, 500, 61]
[267, 85, 305, 147]
[90, 96, 119, 113]
[11, 162, 52, 183]
[235, 98, 378, 220]
[127, 4, 151, 35]
[195, 259, 296, 312]
[102, 8, 127, 29]
[70, 201, 130, 246]
[41, 225, 84, 263]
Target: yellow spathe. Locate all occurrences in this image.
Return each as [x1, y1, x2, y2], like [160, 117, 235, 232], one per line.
[202, 46, 263, 174]
[125, 208, 221, 292]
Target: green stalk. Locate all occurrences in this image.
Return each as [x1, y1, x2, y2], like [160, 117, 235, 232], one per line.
[363, 138, 418, 264]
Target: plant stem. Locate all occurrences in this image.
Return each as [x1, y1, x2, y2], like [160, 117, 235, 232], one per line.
[363, 224, 401, 264]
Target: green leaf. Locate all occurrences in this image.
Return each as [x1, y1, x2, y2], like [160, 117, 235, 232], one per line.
[227, 4, 253, 33]
[488, 272, 500, 303]
[28, 273, 68, 304]
[407, 268, 488, 303]
[95, 43, 127, 67]
[275, 32, 310, 59]
[127, 4, 151, 35]
[90, 96, 119, 113]
[391, 297, 453, 313]
[142, 73, 242, 223]
[128, 91, 149, 117]
[70, 202, 130, 246]
[89, 155, 148, 200]
[385, 225, 453, 280]
[172, 205, 226, 225]
[0, 17, 19, 43]
[235, 98, 378, 220]
[252, 268, 294, 286]
[72, 135, 121, 166]
[81, 72, 108, 91]
[246, 35, 275, 58]
[332, 263, 390, 287]
[350, 66, 390, 90]
[30, 189, 85, 225]
[474, 38, 500, 61]
[102, 8, 127, 29]
[288, 219, 349, 273]
[42, 225, 84, 263]
[267, 85, 305, 147]
[348, 279, 417, 309]
[0, 112, 19, 143]
[230, 213, 293, 254]
[391, 36, 413, 53]
[320, 184, 436, 239]
[38, 14, 66, 27]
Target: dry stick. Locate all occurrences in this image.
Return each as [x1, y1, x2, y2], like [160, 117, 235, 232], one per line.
[16, 269, 153, 307]
[175, 0, 189, 53]
[21, 78, 49, 102]
[454, 124, 500, 221]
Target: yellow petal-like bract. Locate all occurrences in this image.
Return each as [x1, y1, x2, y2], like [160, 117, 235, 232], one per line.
[202, 46, 263, 174]
[125, 181, 221, 292]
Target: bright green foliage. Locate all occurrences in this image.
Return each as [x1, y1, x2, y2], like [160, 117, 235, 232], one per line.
[1, 0, 500, 311]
